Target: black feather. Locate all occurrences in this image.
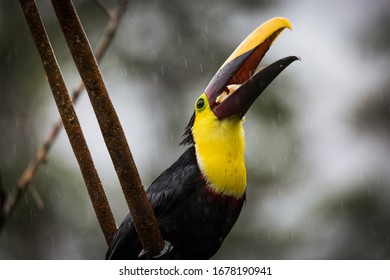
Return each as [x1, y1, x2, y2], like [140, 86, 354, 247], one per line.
[106, 146, 245, 260]
[179, 112, 195, 146]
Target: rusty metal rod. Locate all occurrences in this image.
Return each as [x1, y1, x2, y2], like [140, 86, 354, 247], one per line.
[17, 0, 117, 244]
[51, 0, 165, 256]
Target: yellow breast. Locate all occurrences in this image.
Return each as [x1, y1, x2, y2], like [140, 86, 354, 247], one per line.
[192, 96, 246, 198]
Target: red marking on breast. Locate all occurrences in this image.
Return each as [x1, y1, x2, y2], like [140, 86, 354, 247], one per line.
[203, 182, 246, 210]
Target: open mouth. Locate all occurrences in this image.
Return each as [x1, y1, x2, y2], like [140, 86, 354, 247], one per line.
[203, 17, 300, 119]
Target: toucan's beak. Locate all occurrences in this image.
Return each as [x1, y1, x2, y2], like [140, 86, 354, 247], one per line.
[204, 17, 299, 119]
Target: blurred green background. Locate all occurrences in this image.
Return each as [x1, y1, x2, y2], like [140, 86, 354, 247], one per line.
[1, 0, 390, 259]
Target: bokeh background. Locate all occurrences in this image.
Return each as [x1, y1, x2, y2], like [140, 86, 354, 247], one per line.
[1, 0, 390, 259]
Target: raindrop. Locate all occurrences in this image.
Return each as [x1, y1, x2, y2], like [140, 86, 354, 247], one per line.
[200, 63, 203, 73]
[340, 202, 344, 212]
[130, 65, 139, 79]
[123, 67, 127, 77]
[367, 186, 371, 198]
[177, 33, 182, 44]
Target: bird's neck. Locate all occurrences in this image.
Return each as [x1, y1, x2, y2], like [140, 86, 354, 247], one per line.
[192, 112, 246, 198]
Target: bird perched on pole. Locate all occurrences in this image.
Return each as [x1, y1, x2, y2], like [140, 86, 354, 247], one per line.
[106, 17, 299, 260]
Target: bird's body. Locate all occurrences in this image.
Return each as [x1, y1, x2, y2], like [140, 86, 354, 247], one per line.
[106, 146, 245, 259]
[106, 17, 298, 259]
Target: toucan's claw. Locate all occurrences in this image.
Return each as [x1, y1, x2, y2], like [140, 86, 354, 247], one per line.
[153, 240, 174, 258]
[138, 240, 174, 259]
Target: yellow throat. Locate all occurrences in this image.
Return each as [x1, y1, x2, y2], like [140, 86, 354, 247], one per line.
[192, 93, 246, 198]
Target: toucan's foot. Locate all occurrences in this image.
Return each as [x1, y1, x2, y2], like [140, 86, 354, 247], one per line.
[153, 240, 174, 258]
[138, 240, 174, 259]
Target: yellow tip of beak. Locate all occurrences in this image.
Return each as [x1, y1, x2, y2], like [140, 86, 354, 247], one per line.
[204, 16, 296, 109]
[222, 17, 292, 68]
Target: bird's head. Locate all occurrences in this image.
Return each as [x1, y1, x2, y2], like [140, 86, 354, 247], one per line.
[181, 17, 299, 197]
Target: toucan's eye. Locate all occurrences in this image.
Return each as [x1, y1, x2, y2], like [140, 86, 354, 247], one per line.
[196, 98, 205, 110]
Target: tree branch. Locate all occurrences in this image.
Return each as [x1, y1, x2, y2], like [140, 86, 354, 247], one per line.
[51, 0, 165, 256]
[15, 0, 117, 245]
[94, 0, 115, 19]
[0, 0, 128, 231]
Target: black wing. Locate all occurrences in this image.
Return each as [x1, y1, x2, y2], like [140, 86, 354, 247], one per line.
[106, 146, 201, 259]
[146, 146, 201, 216]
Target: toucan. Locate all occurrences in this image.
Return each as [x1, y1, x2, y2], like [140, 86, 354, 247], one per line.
[106, 17, 299, 260]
